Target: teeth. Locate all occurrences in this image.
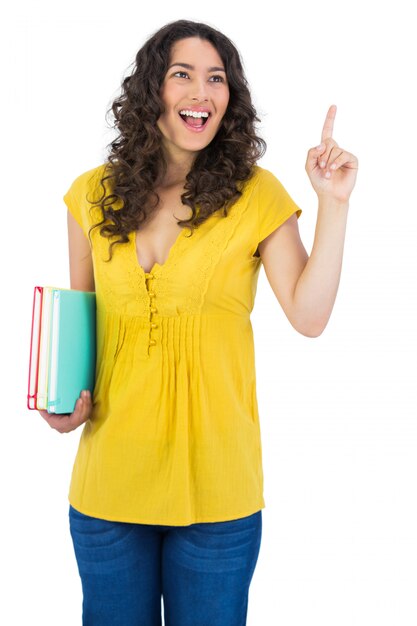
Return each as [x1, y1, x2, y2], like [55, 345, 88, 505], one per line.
[179, 110, 210, 118]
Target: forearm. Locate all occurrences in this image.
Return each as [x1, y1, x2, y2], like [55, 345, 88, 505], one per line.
[293, 197, 349, 336]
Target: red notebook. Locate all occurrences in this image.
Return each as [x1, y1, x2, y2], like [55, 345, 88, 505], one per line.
[27, 286, 44, 410]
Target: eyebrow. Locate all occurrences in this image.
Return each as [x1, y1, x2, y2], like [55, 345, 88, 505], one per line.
[168, 62, 226, 73]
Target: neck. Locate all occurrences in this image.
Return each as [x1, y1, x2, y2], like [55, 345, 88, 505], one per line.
[157, 142, 198, 188]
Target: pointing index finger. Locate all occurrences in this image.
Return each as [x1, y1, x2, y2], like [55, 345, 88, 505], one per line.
[321, 104, 337, 142]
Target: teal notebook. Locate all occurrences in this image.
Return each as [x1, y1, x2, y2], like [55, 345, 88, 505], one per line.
[47, 289, 96, 414]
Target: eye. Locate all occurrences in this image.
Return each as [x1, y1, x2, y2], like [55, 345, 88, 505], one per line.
[172, 71, 225, 83]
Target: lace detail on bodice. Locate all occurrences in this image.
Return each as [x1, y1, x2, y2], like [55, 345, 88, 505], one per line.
[91, 172, 260, 318]
[179, 185, 257, 314]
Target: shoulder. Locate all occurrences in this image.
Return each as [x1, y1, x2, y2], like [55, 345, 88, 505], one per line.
[63, 163, 111, 233]
[248, 165, 287, 193]
[239, 165, 290, 203]
[66, 162, 110, 198]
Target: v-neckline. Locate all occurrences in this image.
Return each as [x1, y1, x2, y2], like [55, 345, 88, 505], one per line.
[132, 226, 188, 276]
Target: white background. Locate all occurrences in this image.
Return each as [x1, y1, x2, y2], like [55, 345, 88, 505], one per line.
[3, 1, 416, 624]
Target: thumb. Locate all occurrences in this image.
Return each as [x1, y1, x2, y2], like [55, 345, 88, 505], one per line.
[306, 143, 325, 170]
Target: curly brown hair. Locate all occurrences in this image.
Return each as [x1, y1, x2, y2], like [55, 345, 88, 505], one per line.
[88, 19, 267, 260]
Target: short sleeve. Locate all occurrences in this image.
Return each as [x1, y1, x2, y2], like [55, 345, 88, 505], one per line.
[63, 184, 85, 232]
[256, 168, 302, 244]
[63, 164, 107, 239]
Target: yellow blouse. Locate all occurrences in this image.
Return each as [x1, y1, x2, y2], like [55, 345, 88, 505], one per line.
[63, 163, 302, 525]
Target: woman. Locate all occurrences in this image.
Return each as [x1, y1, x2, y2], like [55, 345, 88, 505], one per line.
[39, 18, 358, 626]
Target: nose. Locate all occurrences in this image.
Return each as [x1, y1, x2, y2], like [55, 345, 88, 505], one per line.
[188, 76, 209, 101]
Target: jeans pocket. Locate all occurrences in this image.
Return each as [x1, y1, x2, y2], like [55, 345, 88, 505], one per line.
[68, 505, 136, 575]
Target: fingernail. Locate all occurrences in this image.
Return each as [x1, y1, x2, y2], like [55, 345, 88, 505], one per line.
[320, 161, 326, 168]
[316, 143, 324, 150]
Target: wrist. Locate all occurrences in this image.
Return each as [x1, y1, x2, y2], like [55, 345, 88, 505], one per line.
[317, 195, 350, 211]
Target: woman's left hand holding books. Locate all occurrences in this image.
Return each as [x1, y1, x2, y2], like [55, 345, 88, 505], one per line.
[38, 390, 93, 434]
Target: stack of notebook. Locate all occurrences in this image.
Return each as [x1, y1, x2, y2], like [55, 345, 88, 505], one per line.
[27, 287, 96, 415]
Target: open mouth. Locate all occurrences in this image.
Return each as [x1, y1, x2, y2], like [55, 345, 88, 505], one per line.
[178, 112, 211, 129]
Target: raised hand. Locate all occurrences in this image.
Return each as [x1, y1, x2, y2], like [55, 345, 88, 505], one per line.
[305, 105, 358, 204]
[38, 390, 93, 434]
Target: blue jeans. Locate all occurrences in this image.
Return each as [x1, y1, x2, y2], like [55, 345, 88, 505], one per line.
[69, 504, 263, 626]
